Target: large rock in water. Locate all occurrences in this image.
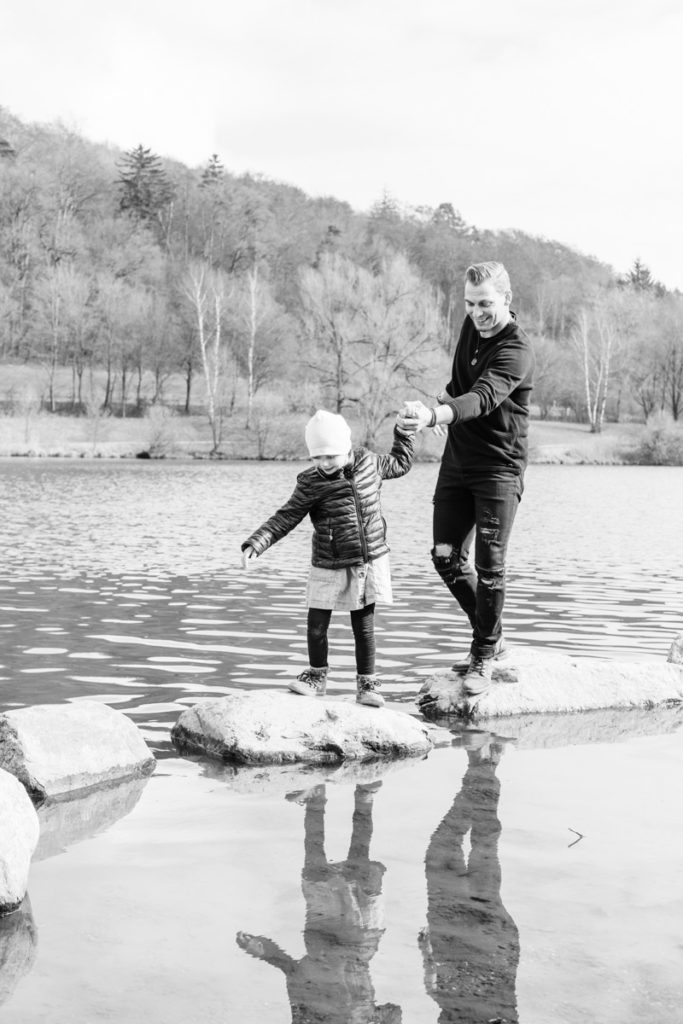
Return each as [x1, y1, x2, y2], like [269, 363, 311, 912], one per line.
[0, 701, 156, 804]
[418, 641, 683, 718]
[172, 690, 433, 765]
[0, 770, 39, 914]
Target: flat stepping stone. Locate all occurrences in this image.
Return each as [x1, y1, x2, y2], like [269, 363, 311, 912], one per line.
[418, 642, 683, 719]
[0, 701, 156, 805]
[172, 690, 433, 765]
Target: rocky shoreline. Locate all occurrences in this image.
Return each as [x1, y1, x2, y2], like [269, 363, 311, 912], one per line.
[2, 636, 682, 914]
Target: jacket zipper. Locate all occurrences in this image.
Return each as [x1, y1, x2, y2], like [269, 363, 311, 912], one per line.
[349, 477, 369, 563]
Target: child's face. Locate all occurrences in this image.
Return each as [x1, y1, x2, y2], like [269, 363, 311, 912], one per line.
[311, 451, 351, 475]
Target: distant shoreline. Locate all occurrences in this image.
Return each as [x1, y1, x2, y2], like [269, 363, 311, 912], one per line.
[0, 443, 655, 467]
[1, 413, 680, 466]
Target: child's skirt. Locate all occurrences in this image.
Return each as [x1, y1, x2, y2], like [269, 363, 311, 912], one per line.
[305, 553, 393, 610]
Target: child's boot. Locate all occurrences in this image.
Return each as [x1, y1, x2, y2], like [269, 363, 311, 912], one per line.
[356, 674, 384, 708]
[288, 666, 328, 697]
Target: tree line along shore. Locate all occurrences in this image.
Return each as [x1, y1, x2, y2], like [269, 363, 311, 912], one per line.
[1, 107, 682, 465]
[0, 386, 678, 466]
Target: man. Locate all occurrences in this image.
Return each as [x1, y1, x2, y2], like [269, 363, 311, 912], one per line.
[399, 261, 534, 698]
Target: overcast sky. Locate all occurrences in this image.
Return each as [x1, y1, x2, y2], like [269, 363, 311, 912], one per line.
[2, 0, 682, 289]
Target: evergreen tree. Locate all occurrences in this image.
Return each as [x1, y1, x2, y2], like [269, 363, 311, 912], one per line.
[199, 154, 225, 189]
[117, 145, 174, 221]
[431, 202, 469, 234]
[627, 257, 655, 291]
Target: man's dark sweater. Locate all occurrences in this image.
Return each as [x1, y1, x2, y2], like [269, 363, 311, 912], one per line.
[440, 314, 534, 476]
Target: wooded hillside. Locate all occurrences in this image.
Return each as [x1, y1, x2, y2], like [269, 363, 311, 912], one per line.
[1, 106, 681, 450]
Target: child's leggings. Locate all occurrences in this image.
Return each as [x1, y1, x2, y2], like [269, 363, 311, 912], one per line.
[307, 604, 375, 675]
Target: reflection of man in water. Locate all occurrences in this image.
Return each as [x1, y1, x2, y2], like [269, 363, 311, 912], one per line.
[237, 781, 401, 1024]
[420, 734, 519, 1024]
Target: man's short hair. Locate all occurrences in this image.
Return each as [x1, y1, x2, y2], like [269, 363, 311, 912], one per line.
[465, 262, 511, 295]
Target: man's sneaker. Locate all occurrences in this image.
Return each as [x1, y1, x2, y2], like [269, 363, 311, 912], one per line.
[462, 655, 494, 696]
[356, 674, 384, 708]
[452, 637, 508, 675]
[288, 667, 328, 697]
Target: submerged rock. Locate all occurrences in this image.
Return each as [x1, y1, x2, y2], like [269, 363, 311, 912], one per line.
[418, 642, 683, 719]
[172, 690, 433, 765]
[0, 701, 156, 805]
[0, 770, 39, 914]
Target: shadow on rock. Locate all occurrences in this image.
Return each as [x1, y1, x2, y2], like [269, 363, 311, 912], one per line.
[420, 731, 519, 1024]
[0, 897, 37, 1010]
[237, 780, 402, 1023]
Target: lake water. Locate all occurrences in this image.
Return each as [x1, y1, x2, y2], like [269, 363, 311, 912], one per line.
[1, 458, 682, 1023]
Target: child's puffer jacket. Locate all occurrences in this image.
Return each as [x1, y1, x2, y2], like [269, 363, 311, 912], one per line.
[242, 428, 414, 569]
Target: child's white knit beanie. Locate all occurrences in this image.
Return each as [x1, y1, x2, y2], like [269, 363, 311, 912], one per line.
[305, 410, 352, 457]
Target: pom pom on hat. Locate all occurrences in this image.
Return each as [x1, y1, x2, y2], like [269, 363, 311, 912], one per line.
[305, 410, 352, 457]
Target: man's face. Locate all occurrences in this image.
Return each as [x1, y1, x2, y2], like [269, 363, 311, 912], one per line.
[464, 280, 511, 337]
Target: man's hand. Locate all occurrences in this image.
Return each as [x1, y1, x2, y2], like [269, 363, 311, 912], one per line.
[397, 401, 436, 433]
[241, 546, 256, 569]
[395, 407, 418, 434]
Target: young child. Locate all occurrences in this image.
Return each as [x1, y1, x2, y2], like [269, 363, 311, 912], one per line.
[241, 409, 414, 707]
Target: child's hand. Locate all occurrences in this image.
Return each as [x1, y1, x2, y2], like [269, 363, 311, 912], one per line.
[397, 401, 429, 433]
[241, 546, 256, 569]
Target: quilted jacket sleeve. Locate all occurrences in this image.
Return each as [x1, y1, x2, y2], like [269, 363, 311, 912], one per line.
[376, 427, 415, 480]
[241, 477, 313, 556]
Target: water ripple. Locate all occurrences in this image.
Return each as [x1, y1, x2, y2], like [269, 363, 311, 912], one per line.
[0, 460, 682, 749]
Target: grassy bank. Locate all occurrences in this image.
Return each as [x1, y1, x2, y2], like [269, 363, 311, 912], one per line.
[2, 360, 681, 464]
[1, 409, 677, 464]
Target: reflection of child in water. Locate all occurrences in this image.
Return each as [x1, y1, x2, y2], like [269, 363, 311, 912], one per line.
[237, 782, 402, 1024]
[419, 732, 519, 1024]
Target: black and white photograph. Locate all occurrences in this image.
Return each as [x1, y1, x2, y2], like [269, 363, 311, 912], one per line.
[1, 2, 682, 1021]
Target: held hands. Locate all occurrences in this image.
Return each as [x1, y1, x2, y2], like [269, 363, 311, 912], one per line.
[397, 401, 430, 434]
[241, 546, 256, 569]
[397, 401, 446, 436]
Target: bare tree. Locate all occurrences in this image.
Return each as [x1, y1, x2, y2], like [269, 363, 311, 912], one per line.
[299, 252, 444, 445]
[231, 264, 292, 427]
[299, 253, 369, 413]
[244, 264, 260, 428]
[348, 253, 443, 445]
[658, 297, 683, 420]
[33, 264, 70, 411]
[528, 335, 567, 419]
[91, 272, 130, 412]
[571, 305, 619, 433]
[183, 262, 231, 453]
